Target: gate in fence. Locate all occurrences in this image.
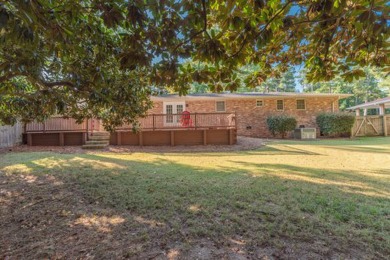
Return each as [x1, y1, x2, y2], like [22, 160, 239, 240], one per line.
[351, 115, 389, 137]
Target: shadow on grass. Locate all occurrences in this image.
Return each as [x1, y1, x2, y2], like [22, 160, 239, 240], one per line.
[0, 152, 389, 259]
[243, 145, 323, 156]
[322, 145, 390, 154]
[154, 145, 325, 158]
[229, 161, 390, 198]
[274, 136, 390, 146]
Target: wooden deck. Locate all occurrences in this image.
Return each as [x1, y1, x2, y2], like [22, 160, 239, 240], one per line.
[110, 128, 236, 146]
[24, 113, 237, 146]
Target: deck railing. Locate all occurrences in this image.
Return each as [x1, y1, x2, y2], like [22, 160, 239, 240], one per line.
[117, 112, 236, 130]
[25, 112, 236, 133]
[26, 116, 89, 133]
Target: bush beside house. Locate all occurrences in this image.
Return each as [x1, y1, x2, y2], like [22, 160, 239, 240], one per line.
[316, 113, 356, 137]
[267, 115, 297, 138]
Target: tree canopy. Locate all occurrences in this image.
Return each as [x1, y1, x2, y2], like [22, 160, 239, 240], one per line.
[1, 0, 389, 128]
[301, 67, 390, 111]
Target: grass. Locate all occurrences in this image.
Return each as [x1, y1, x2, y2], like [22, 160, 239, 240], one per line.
[1, 137, 389, 258]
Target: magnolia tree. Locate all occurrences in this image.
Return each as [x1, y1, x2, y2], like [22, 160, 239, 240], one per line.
[0, 0, 388, 129]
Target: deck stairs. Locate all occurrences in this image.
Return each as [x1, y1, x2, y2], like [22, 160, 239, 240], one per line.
[82, 132, 110, 149]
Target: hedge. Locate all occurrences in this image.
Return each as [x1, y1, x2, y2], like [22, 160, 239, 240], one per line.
[316, 112, 356, 137]
[266, 115, 297, 138]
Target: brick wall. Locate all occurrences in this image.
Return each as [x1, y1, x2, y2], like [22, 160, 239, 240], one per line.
[149, 97, 339, 137]
[148, 101, 163, 114]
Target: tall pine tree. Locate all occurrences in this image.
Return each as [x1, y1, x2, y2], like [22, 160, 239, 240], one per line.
[278, 67, 297, 92]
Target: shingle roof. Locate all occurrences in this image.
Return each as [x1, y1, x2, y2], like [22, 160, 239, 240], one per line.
[346, 97, 390, 110]
[151, 92, 352, 101]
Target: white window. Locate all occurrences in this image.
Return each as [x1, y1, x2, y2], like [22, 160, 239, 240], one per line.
[166, 104, 173, 123]
[256, 100, 263, 107]
[276, 100, 284, 110]
[296, 99, 306, 110]
[176, 104, 184, 115]
[163, 102, 185, 125]
[216, 101, 226, 112]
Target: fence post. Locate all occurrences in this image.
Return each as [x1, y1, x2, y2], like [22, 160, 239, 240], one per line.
[355, 110, 360, 116]
[170, 131, 175, 146]
[380, 104, 387, 136]
[153, 114, 155, 131]
[91, 119, 94, 136]
[229, 129, 233, 145]
[82, 133, 87, 144]
[59, 133, 64, 146]
[234, 111, 237, 128]
[139, 131, 143, 146]
[194, 113, 197, 130]
[43, 121, 46, 133]
[117, 132, 122, 145]
[27, 133, 32, 146]
[363, 116, 367, 136]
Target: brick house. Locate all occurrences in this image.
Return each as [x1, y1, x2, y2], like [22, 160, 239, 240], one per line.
[149, 92, 351, 137]
[24, 92, 351, 146]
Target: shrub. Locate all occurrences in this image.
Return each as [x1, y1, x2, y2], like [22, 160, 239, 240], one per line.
[316, 112, 356, 137]
[266, 115, 297, 138]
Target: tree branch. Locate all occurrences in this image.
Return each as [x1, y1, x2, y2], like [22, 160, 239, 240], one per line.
[201, 0, 211, 39]
[291, 14, 345, 27]
[0, 73, 24, 83]
[229, 0, 294, 59]
[41, 81, 74, 88]
[323, 20, 340, 62]
[172, 0, 209, 54]
[0, 70, 75, 90]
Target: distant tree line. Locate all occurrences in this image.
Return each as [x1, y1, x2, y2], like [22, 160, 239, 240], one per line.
[189, 66, 389, 113]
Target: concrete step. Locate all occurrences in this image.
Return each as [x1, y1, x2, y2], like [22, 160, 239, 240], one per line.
[89, 131, 110, 136]
[85, 140, 109, 145]
[82, 144, 108, 149]
[88, 135, 110, 141]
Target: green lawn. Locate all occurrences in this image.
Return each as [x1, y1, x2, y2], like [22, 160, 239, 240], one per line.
[1, 137, 389, 259]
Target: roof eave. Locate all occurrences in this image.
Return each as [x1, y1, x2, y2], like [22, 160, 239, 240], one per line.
[346, 100, 390, 110]
[151, 93, 353, 101]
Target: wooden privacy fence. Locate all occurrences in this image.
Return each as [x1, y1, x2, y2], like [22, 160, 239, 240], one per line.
[351, 115, 389, 137]
[0, 122, 23, 148]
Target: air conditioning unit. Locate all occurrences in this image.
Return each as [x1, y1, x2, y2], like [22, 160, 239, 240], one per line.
[294, 128, 316, 139]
